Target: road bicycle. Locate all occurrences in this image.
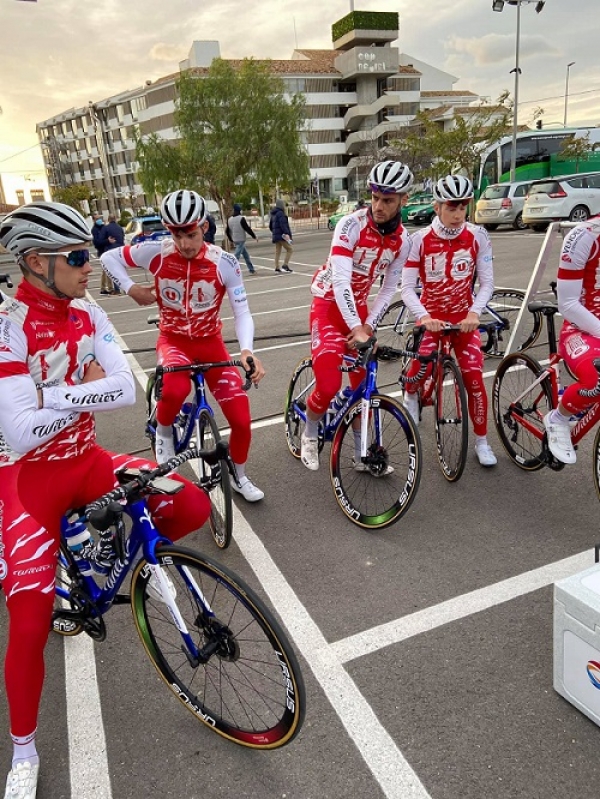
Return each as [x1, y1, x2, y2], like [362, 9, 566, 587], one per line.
[284, 339, 422, 529]
[145, 359, 255, 550]
[493, 297, 600, 490]
[398, 325, 469, 482]
[52, 444, 305, 749]
[377, 287, 543, 361]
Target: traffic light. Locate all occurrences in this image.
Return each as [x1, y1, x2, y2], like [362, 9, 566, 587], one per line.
[536, 119, 543, 130]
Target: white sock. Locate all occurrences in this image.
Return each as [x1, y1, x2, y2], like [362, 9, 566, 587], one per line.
[475, 435, 489, 448]
[234, 462, 247, 483]
[550, 408, 571, 425]
[12, 730, 39, 768]
[304, 417, 320, 439]
[156, 423, 172, 439]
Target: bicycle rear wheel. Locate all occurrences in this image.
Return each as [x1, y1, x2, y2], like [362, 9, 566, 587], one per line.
[480, 289, 542, 358]
[284, 356, 322, 457]
[131, 546, 305, 749]
[329, 394, 422, 529]
[492, 351, 552, 470]
[376, 299, 416, 356]
[194, 409, 233, 550]
[435, 358, 468, 482]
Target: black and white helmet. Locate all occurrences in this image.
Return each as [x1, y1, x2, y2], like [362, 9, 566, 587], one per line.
[0, 202, 92, 256]
[367, 161, 414, 194]
[432, 175, 474, 203]
[160, 190, 207, 227]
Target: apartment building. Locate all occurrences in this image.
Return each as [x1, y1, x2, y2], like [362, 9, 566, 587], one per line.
[35, 11, 488, 213]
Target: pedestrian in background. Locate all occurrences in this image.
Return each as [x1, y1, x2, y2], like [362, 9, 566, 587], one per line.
[92, 214, 114, 295]
[227, 204, 258, 275]
[269, 199, 293, 273]
[204, 213, 217, 245]
[100, 214, 124, 294]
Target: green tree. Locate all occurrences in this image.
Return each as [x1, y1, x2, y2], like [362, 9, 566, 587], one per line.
[391, 93, 515, 186]
[51, 184, 94, 212]
[557, 132, 592, 172]
[136, 59, 309, 216]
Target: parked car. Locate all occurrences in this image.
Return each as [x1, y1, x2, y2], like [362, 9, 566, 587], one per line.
[406, 197, 435, 226]
[124, 215, 171, 246]
[327, 202, 357, 230]
[402, 194, 434, 224]
[522, 172, 600, 230]
[475, 180, 531, 230]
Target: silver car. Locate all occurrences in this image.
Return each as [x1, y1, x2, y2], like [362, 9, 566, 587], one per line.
[475, 180, 531, 231]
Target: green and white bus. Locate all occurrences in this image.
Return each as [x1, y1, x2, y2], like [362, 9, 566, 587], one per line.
[476, 126, 600, 194]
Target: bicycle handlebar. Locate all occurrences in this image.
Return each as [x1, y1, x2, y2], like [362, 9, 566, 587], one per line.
[154, 358, 256, 393]
[0, 274, 13, 288]
[85, 441, 230, 516]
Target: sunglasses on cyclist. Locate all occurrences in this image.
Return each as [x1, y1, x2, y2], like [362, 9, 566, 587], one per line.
[38, 249, 91, 267]
[368, 182, 402, 195]
[445, 200, 470, 210]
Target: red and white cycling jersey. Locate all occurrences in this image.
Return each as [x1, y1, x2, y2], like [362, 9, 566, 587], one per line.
[402, 220, 494, 319]
[310, 208, 411, 331]
[101, 239, 254, 348]
[557, 216, 600, 338]
[0, 280, 135, 465]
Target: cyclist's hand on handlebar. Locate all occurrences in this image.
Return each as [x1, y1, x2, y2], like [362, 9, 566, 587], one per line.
[128, 284, 157, 307]
[418, 315, 444, 333]
[240, 350, 265, 385]
[458, 311, 480, 333]
[347, 323, 374, 349]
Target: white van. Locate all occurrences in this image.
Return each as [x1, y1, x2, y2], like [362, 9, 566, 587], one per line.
[523, 172, 600, 229]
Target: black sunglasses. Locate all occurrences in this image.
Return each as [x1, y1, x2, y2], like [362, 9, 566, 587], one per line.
[38, 249, 91, 267]
[445, 200, 470, 210]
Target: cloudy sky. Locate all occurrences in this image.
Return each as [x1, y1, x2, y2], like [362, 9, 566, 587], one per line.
[1, 0, 598, 177]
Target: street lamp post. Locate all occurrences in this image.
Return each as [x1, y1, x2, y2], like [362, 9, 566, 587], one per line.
[564, 61, 575, 128]
[492, 0, 545, 183]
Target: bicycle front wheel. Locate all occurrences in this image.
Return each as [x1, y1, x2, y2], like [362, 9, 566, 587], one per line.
[435, 358, 468, 482]
[284, 356, 318, 458]
[131, 546, 305, 749]
[194, 409, 233, 550]
[492, 351, 552, 470]
[376, 299, 416, 355]
[329, 394, 422, 529]
[480, 289, 542, 358]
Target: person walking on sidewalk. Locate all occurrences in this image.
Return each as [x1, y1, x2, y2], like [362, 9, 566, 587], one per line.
[269, 199, 293, 273]
[99, 213, 125, 294]
[227, 204, 258, 274]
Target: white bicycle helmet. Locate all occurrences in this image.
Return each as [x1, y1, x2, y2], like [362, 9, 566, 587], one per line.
[0, 202, 92, 256]
[160, 190, 207, 227]
[367, 161, 414, 194]
[432, 175, 474, 203]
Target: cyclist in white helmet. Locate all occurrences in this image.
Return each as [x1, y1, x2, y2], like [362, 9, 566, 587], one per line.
[0, 202, 212, 799]
[400, 174, 497, 467]
[101, 189, 266, 501]
[300, 160, 413, 471]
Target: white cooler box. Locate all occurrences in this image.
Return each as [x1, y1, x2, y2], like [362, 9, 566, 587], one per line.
[554, 563, 600, 727]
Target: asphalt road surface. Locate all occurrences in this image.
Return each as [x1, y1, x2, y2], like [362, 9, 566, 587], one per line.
[2, 224, 599, 799]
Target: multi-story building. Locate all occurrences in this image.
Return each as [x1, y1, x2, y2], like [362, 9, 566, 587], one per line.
[36, 11, 491, 213]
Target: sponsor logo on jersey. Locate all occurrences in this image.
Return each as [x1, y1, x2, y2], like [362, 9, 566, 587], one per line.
[565, 333, 589, 359]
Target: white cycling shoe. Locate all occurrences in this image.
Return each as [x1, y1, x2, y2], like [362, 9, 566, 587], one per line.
[231, 476, 264, 502]
[474, 442, 497, 467]
[544, 412, 576, 464]
[5, 761, 39, 799]
[155, 435, 176, 465]
[300, 433, 319, 471]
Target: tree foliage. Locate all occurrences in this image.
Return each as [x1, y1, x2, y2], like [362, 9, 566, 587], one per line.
[136, 59, 309, 215]
[390, 93, 515, 184]
[51, 183, 94, 212]
[557, 132, 592, 172]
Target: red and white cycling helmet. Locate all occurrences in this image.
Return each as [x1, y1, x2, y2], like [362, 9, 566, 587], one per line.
[160, 190, 207, 228]
[367, 161, 414, 195]
[432, 175, 474, 203]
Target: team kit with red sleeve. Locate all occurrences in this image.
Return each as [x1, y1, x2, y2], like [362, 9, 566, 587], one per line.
[307, 207, 411, 414]
[102, 238, 255, 465]
[401, 217, 494, 436]
[555, 216, 600, 416]
[0, 280, 210, 741]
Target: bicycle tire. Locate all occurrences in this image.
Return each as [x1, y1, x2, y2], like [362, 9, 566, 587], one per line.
[435, 358, 468, 482]
[284, 356, 322, 457]
[376, 299, 416, 356]
[329, 394, 422, 529]
[592, 425, 600, 503]
[492, 351, 552, 470]
[194, 409, 233, 550]
[131, 545, 305, 749]
[52, 543, 84, 637]
[480, 289, 542, 358]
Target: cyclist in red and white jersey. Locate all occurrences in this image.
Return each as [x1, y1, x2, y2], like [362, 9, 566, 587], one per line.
[0, 202, 211, 799]
[101, 190, 266, 502]
[300, 160, 413, 471]
[543, 215, 600, 464]
[401, 175, 497, 467]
